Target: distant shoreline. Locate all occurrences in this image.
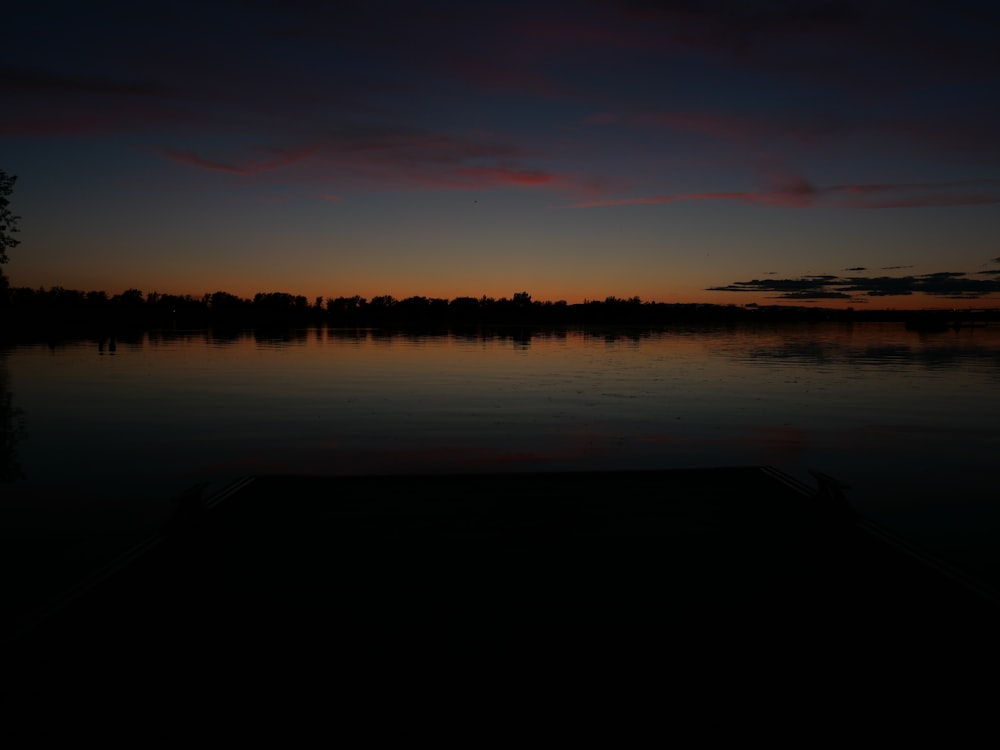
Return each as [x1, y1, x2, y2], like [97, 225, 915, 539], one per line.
[2, 286, 998, 344]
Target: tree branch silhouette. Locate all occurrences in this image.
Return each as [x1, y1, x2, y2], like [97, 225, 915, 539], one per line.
[0, 170, 20, 266]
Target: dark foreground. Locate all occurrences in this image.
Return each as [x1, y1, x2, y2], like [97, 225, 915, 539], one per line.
[7, 467, 1000, 680]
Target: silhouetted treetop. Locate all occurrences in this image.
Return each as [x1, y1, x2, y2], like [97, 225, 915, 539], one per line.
[3, 283, 997, 339]
[0, 170, 20, 265]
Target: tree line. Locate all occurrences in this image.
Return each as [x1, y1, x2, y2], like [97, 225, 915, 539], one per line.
[1, 286, 701, 326]
[4, 284, 958, 337]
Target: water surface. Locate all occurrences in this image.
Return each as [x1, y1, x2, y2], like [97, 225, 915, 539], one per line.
[3, 322, 999, 584]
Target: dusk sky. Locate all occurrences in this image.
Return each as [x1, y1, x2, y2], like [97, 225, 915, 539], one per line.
[3, 0, 1000, 308]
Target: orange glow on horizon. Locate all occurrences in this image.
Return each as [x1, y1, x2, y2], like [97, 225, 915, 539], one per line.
[10, 267, 1000, 312]
[147, 283, 1000, 312]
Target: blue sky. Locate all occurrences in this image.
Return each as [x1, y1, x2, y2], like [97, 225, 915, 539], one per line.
[3, 0, 999, 307]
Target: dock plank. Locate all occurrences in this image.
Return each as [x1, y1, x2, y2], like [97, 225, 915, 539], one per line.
[11, 466, 999, 669]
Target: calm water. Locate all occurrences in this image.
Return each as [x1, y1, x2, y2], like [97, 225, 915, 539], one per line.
[3, 322, 1000, 582]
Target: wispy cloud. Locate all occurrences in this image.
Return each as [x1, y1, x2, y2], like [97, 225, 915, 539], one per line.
[154, 125, 595, 196]
[451, 166, 554, 186]
[6, 0, 999, 214]
[161, 146, 318, 176]
[387, 167, 558, 191]
[564, 178, 1000, 210]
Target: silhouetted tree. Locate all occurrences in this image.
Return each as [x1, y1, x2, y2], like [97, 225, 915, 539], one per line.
[326, 295, 366, 325]
[0, 170, 19, 266]
[327, 295, 364, 313]
[156, 293, 201, 313]
[112, 288, 145, 307]
[253, 291, 298, 310]
[86, 290, 108, 307]
[0, 170, 19, 303]
[209, 291, 245, 310]
[428, 297, 449, 317]
[450, 296, 479, 311]
[51, 286, 86, 307]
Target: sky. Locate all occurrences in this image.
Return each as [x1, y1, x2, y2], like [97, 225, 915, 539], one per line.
[2, 0, 1000, 309]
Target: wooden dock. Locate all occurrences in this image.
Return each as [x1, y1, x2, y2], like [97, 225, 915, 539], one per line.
[9, 466, 999, 669]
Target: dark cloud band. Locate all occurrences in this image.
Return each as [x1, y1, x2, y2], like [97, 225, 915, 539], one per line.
[709, 267, 1000, 301]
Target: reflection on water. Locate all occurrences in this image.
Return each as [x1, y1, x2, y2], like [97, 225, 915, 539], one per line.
[4, 322, 1000, 581]
[0, 352, 27, 481]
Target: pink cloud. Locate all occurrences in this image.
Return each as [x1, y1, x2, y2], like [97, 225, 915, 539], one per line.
[452, 166, 554, 186]
[567, 195, 678, 208]
[624, 108, 853, 151]
[563, 191, 813, 209]
[635, 111, 757, 141]
[162, 146, 318, 176]
[625, 103, 1000, 167]
[584, 112, 620, 125]
[563, 178, 1000, 210]
[162, 149, 248, 175]
[356, 161, 612, 201]
[150, 131, 496, 195]
[581, 99, 1000, 177]
[154, 124, 582, 197]
[388, 166, 561, 192]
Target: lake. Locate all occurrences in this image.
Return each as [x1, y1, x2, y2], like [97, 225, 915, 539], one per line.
[3, 321, 1000, 588]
